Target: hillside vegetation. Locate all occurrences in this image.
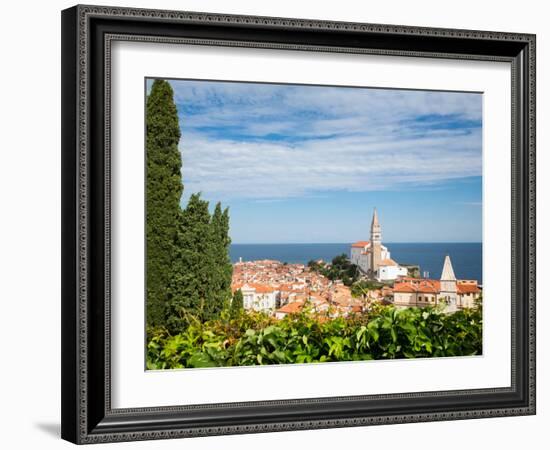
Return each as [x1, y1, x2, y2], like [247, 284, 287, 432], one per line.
[147, 303, 482, 369]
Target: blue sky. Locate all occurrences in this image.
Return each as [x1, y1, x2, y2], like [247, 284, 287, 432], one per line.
[147, 79, 482, 244]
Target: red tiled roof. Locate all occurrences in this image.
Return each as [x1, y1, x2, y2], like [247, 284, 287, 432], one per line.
[393, 283, 417, 293]
[351, 241, 370, 248]
[393, 279, 440, 294]
[276, 302, 303, 314]
[251, 284, 276, 294]
[237, 283, 276, 294]
[394, 278, 481, 295]
[457, 284, 480, 294]
[417, 280, 440, 293]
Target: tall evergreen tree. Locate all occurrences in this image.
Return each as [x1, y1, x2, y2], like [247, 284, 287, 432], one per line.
[166, 197, 234, 331]
[230, 289, 244, 319]
[208, 203, 233, 317]
[167, 193, 215, 330]
[146, 80, 182, 327]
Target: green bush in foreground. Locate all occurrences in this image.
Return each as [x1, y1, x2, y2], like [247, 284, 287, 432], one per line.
[146, 304, 482, 370]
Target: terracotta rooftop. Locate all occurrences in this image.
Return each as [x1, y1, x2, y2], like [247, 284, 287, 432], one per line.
[392, 283, 416, 293]
[238, 283, 276, 294]
[351, 241, 370, 248]
[393, 279, 440, 294]
[276, 301, 304, 314]
[457, 284, 481, 294]
[394, 278, 480, 295]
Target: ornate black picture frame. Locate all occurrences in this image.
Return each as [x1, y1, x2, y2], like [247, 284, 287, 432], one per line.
[61, 4, 536, 444]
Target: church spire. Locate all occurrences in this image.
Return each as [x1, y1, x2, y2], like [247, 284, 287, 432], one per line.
[369, 208, 383, 276]
[371, 207, 380, 229]
[440, 255, 456, 281]
[370, 208, 382, 243]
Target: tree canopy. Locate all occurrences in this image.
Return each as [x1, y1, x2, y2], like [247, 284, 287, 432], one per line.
[146, 79, 233, 332]
[308, 254, 360, 286]
[146, 79, 182, 326]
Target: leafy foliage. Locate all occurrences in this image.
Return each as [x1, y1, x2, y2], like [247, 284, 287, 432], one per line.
[350, 280, 385, 298]
[308, 254, 360, 286]
[147, 304, 482, 369]
[404, 265, 421, 278]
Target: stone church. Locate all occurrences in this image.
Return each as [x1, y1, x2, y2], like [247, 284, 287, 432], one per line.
[350, 209, 407, 281]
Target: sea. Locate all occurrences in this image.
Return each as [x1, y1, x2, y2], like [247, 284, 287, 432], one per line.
[230, 243, 483, 284]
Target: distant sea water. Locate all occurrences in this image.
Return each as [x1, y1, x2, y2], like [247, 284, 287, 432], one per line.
[230, 243, 483, 284]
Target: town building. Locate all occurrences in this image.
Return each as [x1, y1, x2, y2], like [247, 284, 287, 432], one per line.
[350, 208, 408, 281]
[231, 252, 481, 320]
[378, 258, 408, 281]
[231, 281, 280, 314]
[231, 260, 361, 318]
[392, 255, 481, 312]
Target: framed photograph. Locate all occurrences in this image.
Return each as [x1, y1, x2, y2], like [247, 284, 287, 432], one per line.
[61, 4, 536, 444]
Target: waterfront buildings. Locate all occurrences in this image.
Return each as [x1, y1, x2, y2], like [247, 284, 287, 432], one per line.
[231, 211, 481, 318]
[392, 255, 481, 312]
[231, 259, 362, 318]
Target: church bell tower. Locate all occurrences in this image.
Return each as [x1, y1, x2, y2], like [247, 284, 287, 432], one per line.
[370, 208, 382, 275]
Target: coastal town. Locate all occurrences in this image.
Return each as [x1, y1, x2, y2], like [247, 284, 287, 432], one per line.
[231, 209, 482, 319]
[145, 80, 485, 369]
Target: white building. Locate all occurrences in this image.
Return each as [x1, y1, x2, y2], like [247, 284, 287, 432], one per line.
[377, 258, 408, 281]
[350, 241, 391, 273]
[350, 209, 407, 281]
[238, 283, 279, 313]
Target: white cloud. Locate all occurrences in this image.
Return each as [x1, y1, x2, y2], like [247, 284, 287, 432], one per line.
[168, 79, 482, 201]
[180, 129, 482, 200]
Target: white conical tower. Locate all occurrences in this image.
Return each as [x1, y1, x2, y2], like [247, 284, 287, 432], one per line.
[440, 255, 457, 311]
[440, 255, 456, 283]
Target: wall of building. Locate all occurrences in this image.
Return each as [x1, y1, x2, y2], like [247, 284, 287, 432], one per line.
[350, 247, 363, 265]
[243, 289, 278, 312]
[378, 265, 407, 281]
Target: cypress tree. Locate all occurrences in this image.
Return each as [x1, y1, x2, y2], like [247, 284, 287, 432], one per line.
[208, 203, 233, 317]
[146, 80, 182, 327]
[230, 289, 244, 318]
[166, 197, 234, 331]
[145, 79, 233, 332]
[167, 193, 215, 330]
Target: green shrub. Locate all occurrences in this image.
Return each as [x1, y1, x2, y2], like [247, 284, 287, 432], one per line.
[146, 304, 482, 370]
